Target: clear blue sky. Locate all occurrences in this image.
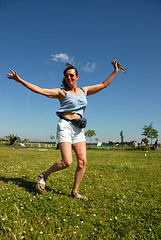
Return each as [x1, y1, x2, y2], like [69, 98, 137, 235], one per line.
[1, 0, 161, 143]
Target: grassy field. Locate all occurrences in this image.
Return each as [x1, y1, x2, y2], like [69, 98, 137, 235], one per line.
[0, 146, 160, 239]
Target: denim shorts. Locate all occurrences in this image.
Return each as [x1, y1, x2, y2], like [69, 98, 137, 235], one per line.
[56, 119, 86, 144]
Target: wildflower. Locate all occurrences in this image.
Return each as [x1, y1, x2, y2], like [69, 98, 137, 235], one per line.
[73, 232, 77, 234]
[115, 216, 118, 220]
[75, 226, 79, 228]
[30, 228, 33, 231]
[63, 219, 66, 221]
[93, 214, 96, 217]
[20, 237, 24, 239]
[40, 231, 43, 234]
[76, 214, 80, 217]
[2, 218, 6, 221]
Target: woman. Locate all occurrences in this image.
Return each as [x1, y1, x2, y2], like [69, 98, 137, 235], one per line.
[6, 61, 120, 200]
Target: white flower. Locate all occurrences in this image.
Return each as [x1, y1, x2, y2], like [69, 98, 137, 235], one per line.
[40, 231, 43, 234]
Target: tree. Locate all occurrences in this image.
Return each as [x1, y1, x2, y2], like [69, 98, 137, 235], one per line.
[85, 130, 96, 144]
[142, 122, 158, 144]
[5, 133, 17, 145]
[141, 138, 149, 146]
[50, 135, 55, 142]
[120, 130, 124, 146]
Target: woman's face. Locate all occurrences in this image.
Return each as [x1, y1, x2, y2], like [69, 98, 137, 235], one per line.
[64, 69, 79, 88]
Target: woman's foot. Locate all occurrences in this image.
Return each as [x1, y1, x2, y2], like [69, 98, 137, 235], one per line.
[71, 191, 88, 200]
[37, 173, 47, 192]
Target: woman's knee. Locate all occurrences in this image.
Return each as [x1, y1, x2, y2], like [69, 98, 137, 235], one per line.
[77, 158, 87, 169]
[61, 159, 72, 168]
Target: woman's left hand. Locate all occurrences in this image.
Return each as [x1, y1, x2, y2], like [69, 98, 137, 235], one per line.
[113, 60, 120, 73]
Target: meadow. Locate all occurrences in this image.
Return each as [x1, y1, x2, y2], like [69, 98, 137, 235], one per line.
[0, 145, 160, 239]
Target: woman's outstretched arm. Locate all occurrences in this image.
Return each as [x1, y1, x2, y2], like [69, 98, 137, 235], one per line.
[85, 60, 120, 96]
[6, 69, 62, 99]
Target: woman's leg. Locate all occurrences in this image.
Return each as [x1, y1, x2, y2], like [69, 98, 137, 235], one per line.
[72, 142, 87, 195]
[38, 142, 73, 191]
[44, 142, 73, 178]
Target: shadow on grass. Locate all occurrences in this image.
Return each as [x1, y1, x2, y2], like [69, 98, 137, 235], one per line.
[0, 176, 52, 194]
[0, 176, 69, 197]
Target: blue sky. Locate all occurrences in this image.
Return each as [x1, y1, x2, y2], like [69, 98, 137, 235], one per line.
[1, 0, 161, 143]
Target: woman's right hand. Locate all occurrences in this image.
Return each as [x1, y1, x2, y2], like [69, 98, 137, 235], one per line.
[6, 69, 21, 82]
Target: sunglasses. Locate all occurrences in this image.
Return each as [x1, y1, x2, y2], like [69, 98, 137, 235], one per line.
[64, 74, 75, 78]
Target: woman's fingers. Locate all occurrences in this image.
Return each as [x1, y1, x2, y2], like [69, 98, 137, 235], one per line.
[6, 69, 17, 79]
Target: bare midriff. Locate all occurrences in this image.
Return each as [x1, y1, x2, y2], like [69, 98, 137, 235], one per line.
[61, 112, 81, 120]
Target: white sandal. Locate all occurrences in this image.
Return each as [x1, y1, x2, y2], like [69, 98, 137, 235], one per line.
[37, 173, 47, 192]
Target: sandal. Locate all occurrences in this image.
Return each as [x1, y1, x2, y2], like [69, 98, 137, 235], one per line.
[71, 191, 88, 200]
[37, 173, 47, 192]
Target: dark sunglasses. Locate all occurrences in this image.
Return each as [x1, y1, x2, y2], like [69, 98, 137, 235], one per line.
[64, 74, 75, 78]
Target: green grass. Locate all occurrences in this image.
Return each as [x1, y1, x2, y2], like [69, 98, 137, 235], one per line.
[0, 146, 160, 239]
